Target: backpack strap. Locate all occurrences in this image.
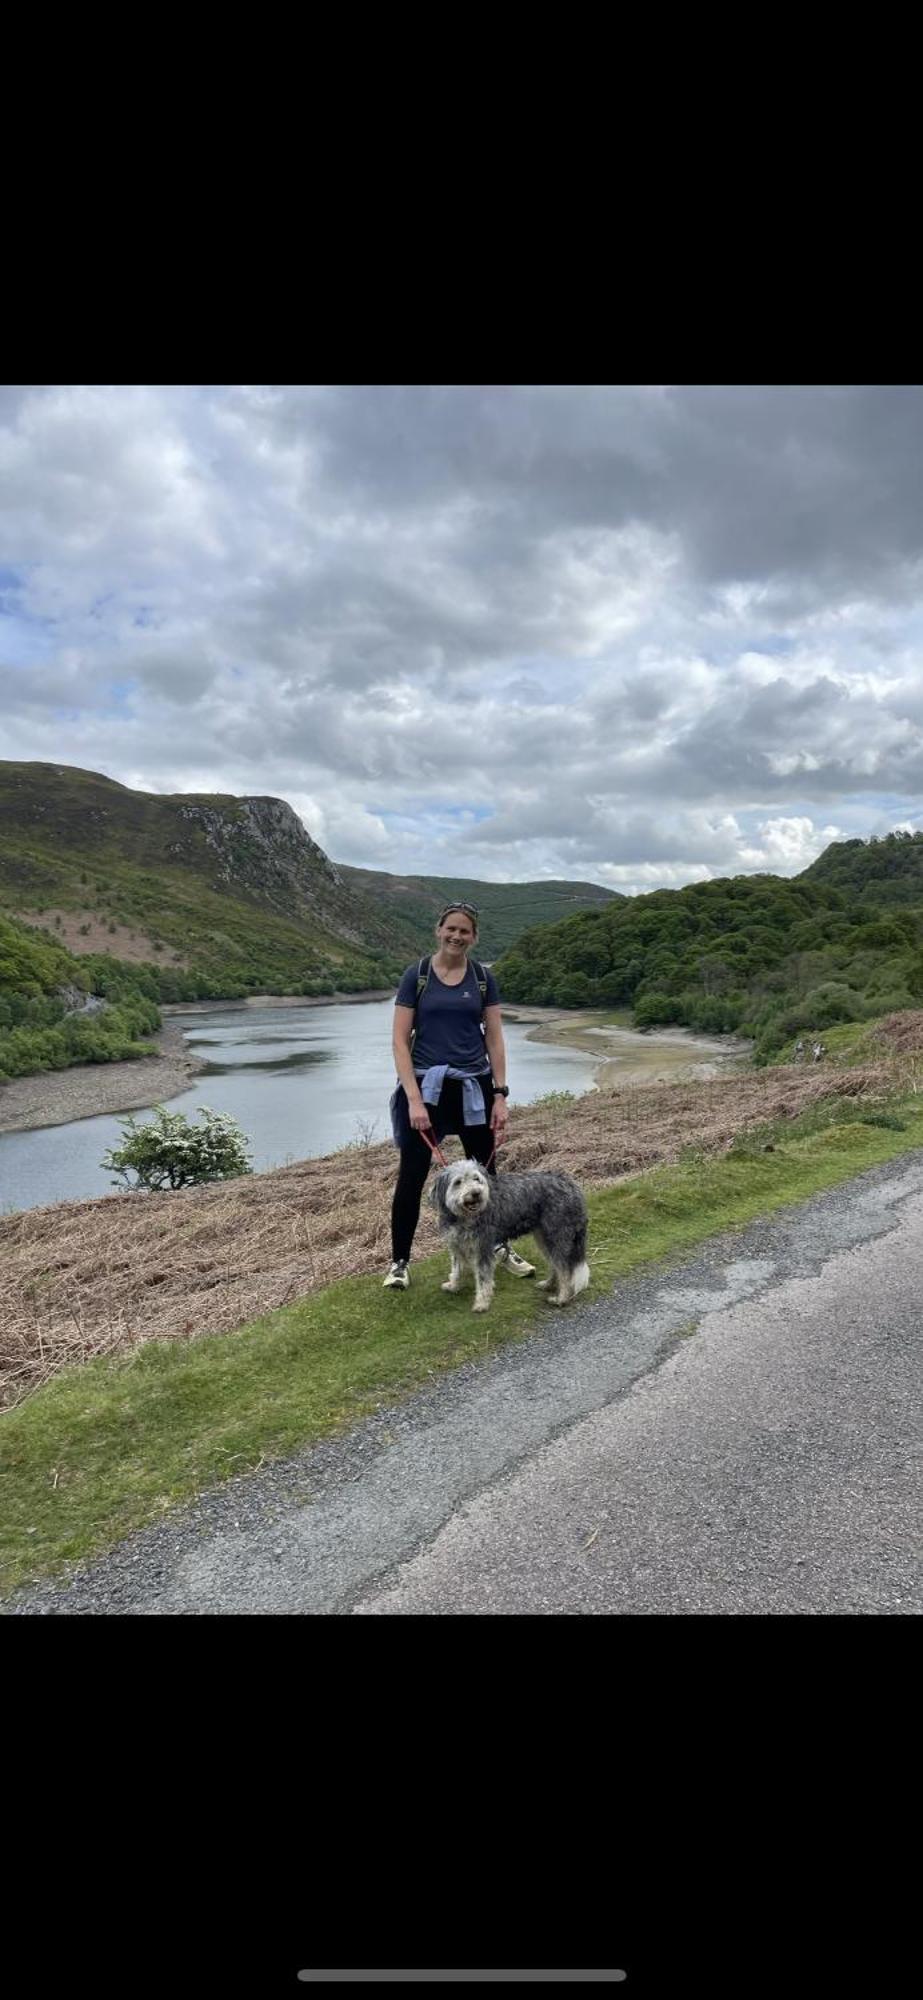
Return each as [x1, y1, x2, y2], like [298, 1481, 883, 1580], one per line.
[409, 956, 431, 1050]
[413, 956, 488, 1008]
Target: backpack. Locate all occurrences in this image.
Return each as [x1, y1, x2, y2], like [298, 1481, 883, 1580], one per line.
[411, 954, 489, 1047]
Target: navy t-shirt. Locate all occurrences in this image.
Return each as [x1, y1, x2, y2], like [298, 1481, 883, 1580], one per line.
[394, 959, 501, 1072]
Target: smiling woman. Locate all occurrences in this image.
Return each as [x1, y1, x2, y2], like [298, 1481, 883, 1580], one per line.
[384, 902, 535, 1290]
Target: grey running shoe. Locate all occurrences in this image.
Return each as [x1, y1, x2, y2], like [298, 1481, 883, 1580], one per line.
[494, 1242, 536, 1277]
[383, 1259, 410, 1289]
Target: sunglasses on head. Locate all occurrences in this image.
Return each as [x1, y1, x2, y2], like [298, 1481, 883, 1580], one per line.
[438, 903, 479, 924]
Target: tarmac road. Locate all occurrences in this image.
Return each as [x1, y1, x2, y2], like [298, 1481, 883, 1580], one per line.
[8, 1151, 923, 1615]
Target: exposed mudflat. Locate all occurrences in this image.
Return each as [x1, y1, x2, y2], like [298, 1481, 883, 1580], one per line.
[504, 1006, 752, 1089]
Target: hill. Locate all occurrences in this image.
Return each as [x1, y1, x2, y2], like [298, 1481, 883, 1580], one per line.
[336, 866, 621, 959]
[0, 761, 421, 1001]
[796, 829, 923, 904]
[6, 763, 922, 1082]
[494, 852, 923, 1060]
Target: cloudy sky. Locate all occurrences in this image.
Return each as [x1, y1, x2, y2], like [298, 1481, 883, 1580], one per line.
[2, 383, 922, 894]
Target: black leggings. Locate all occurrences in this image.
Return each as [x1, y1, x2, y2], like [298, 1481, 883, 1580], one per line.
[391, 1076, 497, 1263]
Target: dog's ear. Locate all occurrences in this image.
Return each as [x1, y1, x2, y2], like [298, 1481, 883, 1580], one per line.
[426, 1172, 444, 1211]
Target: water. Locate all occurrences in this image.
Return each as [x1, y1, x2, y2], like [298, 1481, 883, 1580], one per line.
[0, 999, 602, 1216]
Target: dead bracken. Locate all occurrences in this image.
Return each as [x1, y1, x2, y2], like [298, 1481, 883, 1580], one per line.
[1, 1011, 921, 1410]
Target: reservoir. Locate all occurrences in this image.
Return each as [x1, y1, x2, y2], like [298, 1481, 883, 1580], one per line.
[0, 998, 604, 1216]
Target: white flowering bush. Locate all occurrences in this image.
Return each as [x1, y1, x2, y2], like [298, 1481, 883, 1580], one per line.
[102, 1105, 253, 1191]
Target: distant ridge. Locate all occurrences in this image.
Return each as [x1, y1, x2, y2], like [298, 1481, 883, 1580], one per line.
[336, 865, 622, 961]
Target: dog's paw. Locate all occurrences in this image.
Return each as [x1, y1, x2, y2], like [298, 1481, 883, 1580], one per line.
[536, 1277, 553, 1290]
[471, 1299, 491, 1313]
[441, 1279, 461, 1292]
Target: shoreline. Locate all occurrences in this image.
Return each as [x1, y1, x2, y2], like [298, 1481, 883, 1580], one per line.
[519, 1013, 753, 1091]
[1, 994, 752, 1139]
[0, 1023, 210, 1136]
[159, 989, 396, 1015]
[0, 989, 397, 1136]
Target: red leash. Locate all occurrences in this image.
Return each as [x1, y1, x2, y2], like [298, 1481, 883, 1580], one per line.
[417, 1125, 501, 1172]
[417, 1126, 450, 1169]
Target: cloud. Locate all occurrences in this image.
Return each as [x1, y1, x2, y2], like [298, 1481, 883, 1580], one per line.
[2, 385, 923, 895]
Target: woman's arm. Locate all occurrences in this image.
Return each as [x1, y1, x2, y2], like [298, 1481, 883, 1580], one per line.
[483, 1005, 507, 1087]
[393, 1006, 430, 1130]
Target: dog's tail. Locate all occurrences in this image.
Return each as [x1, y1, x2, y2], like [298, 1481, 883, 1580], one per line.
[571, 1216, 589, 1295]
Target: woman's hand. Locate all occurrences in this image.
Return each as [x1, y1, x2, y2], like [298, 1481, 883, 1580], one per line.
[409, 1096, 433, 1133]
[490, 1095, 509, 1143]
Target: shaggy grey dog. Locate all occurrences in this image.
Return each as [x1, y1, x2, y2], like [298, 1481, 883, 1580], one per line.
[428, 1160, 590, 1313]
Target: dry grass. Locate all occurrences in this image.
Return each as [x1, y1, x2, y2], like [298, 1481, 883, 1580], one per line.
[14, 907, 188, 966]
[2, 1010, 922, 1410]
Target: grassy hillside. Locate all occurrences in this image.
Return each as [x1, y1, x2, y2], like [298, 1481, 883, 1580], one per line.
[0, 764, 618, 998]
[0, 761, 420, 1001]
[337, 866, 621, 959]
[494, 857, 923, 1060]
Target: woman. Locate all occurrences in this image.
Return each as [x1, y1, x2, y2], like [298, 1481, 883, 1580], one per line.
[383, 900, 535, 1288]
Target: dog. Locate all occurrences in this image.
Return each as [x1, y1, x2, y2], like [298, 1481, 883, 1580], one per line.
[428, 1160, 590, 1313]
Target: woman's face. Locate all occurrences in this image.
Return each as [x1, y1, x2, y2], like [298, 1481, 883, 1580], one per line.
[436, 909, 477, 956]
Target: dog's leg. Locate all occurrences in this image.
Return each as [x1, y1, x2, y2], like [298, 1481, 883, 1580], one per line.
[545, 1263, 571, 1305]
[441, 1249, 464, 1294]
[545, 1258, 590, 1305]
[472, 1254, 496, 1313]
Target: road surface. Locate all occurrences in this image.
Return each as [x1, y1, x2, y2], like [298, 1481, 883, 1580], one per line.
[8, 1151, 922, 1615]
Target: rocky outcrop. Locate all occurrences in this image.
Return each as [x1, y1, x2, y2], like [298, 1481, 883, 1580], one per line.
[57, 984, 107, 1017]
[175, 797, 373, 947]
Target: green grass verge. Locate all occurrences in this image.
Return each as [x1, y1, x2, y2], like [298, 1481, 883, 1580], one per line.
[3, 1094, 923, 1597]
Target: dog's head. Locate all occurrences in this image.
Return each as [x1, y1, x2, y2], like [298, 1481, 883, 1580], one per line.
[428, 1159, 492, 1221]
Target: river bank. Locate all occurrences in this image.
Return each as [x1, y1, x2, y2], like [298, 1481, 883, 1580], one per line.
[0, 989, 398, 1136]
[0, 1023, 209, 1136]
[510, 1010, 753, 1089]
[0, 995, 752, 1137]
[158, 989, 396, 1015]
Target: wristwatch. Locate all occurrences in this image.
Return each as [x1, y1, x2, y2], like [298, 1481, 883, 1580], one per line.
[493, 1084, 510, 1098]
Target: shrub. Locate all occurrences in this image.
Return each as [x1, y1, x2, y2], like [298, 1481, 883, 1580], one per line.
[633, 990, 678, 1028]
[102, 1105, 253, 1192]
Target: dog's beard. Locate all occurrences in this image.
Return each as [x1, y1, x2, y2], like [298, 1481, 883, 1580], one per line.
[448, 1193, 489, 1220]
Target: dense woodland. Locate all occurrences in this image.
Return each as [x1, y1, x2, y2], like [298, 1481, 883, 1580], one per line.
[493, 833, 923, 1061]
[0, 915, 161, 1079]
